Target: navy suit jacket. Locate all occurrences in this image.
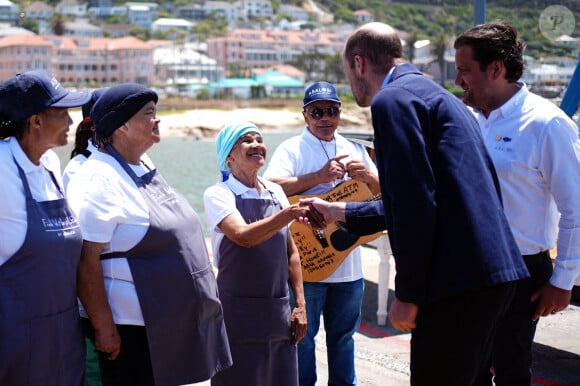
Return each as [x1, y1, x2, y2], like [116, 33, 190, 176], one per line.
[347, 63, 528, 306]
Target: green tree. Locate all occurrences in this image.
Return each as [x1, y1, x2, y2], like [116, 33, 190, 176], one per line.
[286, 51, 327, 82]
[196, 87, 211, 100]
[334, 6, 357, 24]
[104, 14, 125, 24]
[323, 53, 346, 84]
[228, 62, 252, 78]
[129, 26, 151, 41]
[193, 19, 228, 41]
[18, 17, 39, 34]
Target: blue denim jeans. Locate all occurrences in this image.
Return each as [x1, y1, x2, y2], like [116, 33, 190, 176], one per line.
[292, 279, 364, 386]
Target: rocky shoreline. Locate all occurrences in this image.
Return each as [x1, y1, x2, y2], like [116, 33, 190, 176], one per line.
[70, 104, 373, 139]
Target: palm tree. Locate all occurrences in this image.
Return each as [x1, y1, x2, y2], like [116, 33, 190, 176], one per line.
[431, 34, 449, 86]
[49, 13, 66, 36]
[405, 31, 419, 64]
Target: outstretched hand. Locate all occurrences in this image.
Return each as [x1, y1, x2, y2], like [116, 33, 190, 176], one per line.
[291, 201, 327, 229]
[298, 197, 346, 227]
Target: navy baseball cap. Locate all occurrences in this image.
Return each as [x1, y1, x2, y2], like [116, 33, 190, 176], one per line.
[0, 70, 91, 122]
[303, 81, 341, 108]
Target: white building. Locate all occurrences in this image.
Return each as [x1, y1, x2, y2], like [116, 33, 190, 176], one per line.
[153, 42, 222, 87]
[64, 18, 104, 37]
[55, 0, 88, 18]
[354, 9, 374, 24]
[241, 0, 273, 19]
[152, 18, 194, 34]
[0, 23, 35, 37]
[529, 63, 576, 84]
[0, 0, 18, 22]
[25, 1, 55, 20]
[175, 5, 206, 21]
[125, 2, 158, 29]
[204, 1, 240, 22]
[278, 4, 309, 22]
[87, 4, 126, 18]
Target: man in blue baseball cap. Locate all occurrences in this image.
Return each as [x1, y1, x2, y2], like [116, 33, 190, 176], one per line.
[263, 81, 380, 386]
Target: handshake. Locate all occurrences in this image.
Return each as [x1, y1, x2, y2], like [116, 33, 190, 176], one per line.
[293, 198, 347, 229]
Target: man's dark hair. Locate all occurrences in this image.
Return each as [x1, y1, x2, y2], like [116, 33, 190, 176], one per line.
[454, 21, 525, 83]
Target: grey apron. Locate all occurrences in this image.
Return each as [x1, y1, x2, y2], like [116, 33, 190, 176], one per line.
[211, 189, 298, 386]
[104, 145, 232, 385]
[0, 158, 85, 386]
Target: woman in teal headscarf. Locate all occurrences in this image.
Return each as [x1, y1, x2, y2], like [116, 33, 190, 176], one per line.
[203, 122, 314, 386]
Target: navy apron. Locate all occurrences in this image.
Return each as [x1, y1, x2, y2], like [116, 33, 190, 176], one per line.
[211, 189, 298, 386]
[0, 158, 85, 386]
[104, 145, 232, 385]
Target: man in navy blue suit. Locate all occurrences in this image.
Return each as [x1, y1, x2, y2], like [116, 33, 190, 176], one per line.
[300, 22, 529, 386]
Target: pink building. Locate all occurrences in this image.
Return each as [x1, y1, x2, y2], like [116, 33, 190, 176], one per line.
[0, 34, 154, 85]
[207, 29, 346, 75]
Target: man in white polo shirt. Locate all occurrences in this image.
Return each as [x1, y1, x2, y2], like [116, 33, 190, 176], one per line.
[264, 81, 379, 386]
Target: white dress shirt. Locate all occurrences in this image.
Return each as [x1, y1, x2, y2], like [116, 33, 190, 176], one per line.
[472, 84, 580, 289]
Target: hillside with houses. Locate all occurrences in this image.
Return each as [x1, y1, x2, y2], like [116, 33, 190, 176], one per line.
[0, 0, 578, 100]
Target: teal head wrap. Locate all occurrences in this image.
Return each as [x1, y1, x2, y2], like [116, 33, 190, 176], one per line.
[216, 121, 263, 181]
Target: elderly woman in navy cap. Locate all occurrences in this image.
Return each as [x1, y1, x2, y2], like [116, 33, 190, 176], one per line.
[203, 122, 318, 386]
[0, 70, 91, 385]
[67, 83, 232, 386]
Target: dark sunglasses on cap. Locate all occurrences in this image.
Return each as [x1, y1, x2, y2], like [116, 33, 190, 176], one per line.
[307, 106, 340, 120]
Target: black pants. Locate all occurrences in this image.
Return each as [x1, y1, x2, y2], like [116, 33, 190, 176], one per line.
[473, 251, 553, 386]
[410, 281, 518, 386]
[82, 318, 155, 386]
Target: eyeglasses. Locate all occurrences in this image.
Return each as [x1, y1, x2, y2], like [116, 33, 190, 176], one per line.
[307, 106, 340, 120]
